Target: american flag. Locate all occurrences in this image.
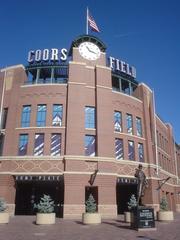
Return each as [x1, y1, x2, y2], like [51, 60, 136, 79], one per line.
[88, 11, 100, 33]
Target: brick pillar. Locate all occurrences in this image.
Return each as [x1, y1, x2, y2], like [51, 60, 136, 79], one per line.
[63, 174, 85, 219]
[0, 174, 16, 215]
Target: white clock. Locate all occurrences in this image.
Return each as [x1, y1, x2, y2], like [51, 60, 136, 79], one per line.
[78, 42, 101, 60]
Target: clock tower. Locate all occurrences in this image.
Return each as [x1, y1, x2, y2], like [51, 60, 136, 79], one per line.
[69, 35, 107, 66]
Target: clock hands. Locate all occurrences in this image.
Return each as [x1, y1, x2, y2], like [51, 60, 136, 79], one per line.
[86, 46, 96, 54]
[79, 42, 100, 60]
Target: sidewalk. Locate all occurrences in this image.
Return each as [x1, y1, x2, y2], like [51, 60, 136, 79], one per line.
[0, 213, 180, 240]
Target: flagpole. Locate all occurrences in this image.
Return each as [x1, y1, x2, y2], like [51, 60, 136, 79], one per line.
[86, 7, 88, 35]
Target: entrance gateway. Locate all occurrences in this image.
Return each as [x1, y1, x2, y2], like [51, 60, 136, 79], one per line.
[14, 175, 64, 217]
[116, 177, 137, 214]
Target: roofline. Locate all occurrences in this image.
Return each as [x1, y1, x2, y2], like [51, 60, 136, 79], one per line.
[1, 64, 25, 72]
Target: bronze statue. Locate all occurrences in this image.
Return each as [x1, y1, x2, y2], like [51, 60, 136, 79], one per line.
[134, 164, 148, 206]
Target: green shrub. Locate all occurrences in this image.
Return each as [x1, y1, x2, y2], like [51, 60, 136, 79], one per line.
[0, 198, 7, 212]
[85, 194, 97, 213]
[160, 196, 168, 211]
[127, 194, 137, 210]
[34, 194, 55, 213]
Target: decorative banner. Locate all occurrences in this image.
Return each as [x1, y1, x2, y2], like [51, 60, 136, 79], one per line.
[51, 134, 61, 156]
[115, 138, 123, 160]
[34, 134, 44, 156]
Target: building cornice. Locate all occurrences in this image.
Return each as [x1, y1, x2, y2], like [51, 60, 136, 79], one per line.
[1, 64, 25, 72]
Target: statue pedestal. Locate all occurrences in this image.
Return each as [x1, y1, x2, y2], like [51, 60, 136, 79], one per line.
[131, 206, 156, 231]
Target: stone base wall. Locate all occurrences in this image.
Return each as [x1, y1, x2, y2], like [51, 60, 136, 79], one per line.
[176, 204, 180, 212]
[7, 204, 15, 216]
[98, 204, 117, 219]
[63, 204, 85, 219]
[63, 204, 117, 219]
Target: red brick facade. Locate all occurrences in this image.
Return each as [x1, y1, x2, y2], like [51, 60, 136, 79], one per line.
[0, 36, 179, 218]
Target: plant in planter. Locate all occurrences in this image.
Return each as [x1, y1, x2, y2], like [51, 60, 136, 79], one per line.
[0, 197, 9, 224]
[86, 193, 97, 213]
[124, 194, 137, 223]
[127, 194, 137, 210]
[34, 194, 55, 225]
[160, 196, 168, 211]
[82, 193, 101, 224]
[157, 196, 174, 221]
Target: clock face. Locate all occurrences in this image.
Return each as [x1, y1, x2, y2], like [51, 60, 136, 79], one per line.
[79, 42, 101, 60]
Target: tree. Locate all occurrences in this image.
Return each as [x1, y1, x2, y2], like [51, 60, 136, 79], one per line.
[160, 196, 168, 211]
[127, 194, 137, 210]
[86, 194, 97, 213]
[34, 194, 55, 213]
[0, 198, 7, 212]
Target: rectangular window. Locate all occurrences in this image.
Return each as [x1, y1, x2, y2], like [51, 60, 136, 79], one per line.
[85, 107, 95, 129]
[34, 133, 44, 156]
[115, 138, 123, 160]
[136, 117, 142, 137]
[52, 104, 63, 126]
[122, 79, 130, 95]
[112, 76, 120, 92]
[114, 111, 122, 132]
[18, 134, 28, 156]
[0, 134, 4, 156]
[138, 143, 144, 162]
[51, 134, 61, 156]
[21, 105, 31, 127]
[126, 114, 133, 135]
[128, 140, 135, 160]
[1, 108, 8, 129]
[36, 104, 47, 127]
[85, 135, 96, 156]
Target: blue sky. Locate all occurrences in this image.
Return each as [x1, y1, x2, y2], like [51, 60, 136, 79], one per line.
[0, 0, 179, 143]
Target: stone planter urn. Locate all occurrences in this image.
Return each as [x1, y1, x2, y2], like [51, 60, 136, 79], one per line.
[157, 211, 174, 221]
[82, 212, 101, 224]
[82, 193, 101, 225]
[36, 213, 56, 225]
[0, 198, 9, 224]
[124, 194, 137, 223]
[34, 194, 55, 225]
[157, 196, 174, 221]
[124, 211, 131, 223]
[0, 212, 9, 224]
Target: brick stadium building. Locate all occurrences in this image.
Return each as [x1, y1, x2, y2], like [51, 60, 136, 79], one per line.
[0, 35, 180, 218]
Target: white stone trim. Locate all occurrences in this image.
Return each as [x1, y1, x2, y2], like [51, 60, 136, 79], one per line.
[21, 84, 67, 88]
[64, 155, 116, 162]
[0, 155, 63, 161]
[15, 126, 66, 130]
[0, 172, 63, 175]
[96, 85, 112, 90]
[68, 81, 86, 85]
[138, 82, 153, 93]
[86, 66, 95, 70]
[69, 61, 86, 66]
[114, 131, 146, 141]
[1, 64, 25, 72]
[96, 65, 111, 71]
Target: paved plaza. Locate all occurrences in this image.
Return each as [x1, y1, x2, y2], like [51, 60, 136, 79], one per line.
[0, 213, 180, 240]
